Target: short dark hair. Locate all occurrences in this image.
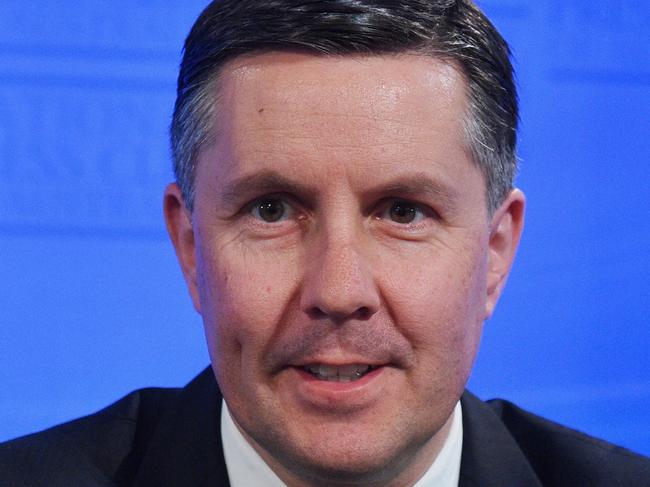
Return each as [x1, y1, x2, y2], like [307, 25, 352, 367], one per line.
[171, 0, 518, 213]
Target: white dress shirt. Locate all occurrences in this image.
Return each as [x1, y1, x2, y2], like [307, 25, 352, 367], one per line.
[222, 400, 463, 487]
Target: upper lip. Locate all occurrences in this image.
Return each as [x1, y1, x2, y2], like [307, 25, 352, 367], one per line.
[288, 357, 390, 368]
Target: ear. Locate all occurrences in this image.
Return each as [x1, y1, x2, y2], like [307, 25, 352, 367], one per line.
[163, 183, 202, 314]
[485, 189, 525, 319]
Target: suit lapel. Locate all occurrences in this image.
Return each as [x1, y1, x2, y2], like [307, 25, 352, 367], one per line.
[133, 367, 230, 487]
[459, 391, 543, 487]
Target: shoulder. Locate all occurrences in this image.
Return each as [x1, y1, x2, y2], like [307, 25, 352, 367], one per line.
[482, 395, 650, 486]
[0, 386, 180, 487]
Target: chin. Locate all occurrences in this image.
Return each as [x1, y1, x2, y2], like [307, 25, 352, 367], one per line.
[294, 442, 425, 487]
[261, 422, 431, 486]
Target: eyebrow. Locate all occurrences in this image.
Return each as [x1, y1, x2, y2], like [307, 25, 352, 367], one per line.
[219, 170, 317, 206]
[219, 169, 461, 212]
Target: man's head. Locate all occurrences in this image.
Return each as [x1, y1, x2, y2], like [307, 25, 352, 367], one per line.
[164, 2, 525, 486]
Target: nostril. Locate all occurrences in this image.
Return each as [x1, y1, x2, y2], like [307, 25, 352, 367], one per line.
[308, 307, 328, 319]
[306, 305, 373, 322]
[356, 306, 371, 319]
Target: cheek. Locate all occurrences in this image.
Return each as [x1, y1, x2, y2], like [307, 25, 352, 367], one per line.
[196, 241, 301, 367]
[380, 240, 487, 367]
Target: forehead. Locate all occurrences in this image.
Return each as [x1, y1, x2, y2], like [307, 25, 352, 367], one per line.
[199, 51, 481, 208]
[220, 51, 465, 107]
[215, 51, 468, 140]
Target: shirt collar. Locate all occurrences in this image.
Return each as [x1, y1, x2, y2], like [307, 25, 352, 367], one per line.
[413, 401, 463, 487]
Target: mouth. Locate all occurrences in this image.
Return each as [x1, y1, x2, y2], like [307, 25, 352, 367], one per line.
[301, 363, 379, 382]
[284, 361, 393, 411]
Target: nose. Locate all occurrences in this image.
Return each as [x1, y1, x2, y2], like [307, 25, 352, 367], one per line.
[300, 231, 380, 323]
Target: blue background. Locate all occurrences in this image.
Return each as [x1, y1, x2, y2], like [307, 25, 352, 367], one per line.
[1, 1, 649, 456]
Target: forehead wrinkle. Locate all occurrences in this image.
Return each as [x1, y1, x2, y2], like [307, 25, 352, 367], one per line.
[239, 111, 458, 159]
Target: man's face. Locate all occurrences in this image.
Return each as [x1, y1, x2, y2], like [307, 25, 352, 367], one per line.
[166, 52, 523, 485]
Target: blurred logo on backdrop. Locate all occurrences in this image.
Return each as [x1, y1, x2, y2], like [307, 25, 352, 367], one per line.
[0, 2, 189, 238]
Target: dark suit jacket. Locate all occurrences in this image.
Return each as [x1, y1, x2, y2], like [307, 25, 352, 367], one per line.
[2, 367, 649, 486]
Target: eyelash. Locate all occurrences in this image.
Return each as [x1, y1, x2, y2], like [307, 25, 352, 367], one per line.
[375, 199, 431, 226]
[243, 195, 303, 227]
[245, 196, 435, 228]
[249, 198, 294, 222]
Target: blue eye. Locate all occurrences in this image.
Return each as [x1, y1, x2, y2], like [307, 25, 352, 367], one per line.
[386, 200, 425, 224]
[251, 198, 292, 222]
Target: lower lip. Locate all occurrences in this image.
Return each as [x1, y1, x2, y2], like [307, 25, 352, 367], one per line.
[287, 366, 389, 412]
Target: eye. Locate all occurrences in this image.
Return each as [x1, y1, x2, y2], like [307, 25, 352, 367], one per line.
[250, 198, 294, 223]
[383, 199, 426, 224]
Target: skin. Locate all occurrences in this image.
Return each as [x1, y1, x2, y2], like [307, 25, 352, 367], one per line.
[165, 52, 525, 486]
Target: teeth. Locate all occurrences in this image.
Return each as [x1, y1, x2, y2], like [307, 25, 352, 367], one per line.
[304, 364, 372, 381]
